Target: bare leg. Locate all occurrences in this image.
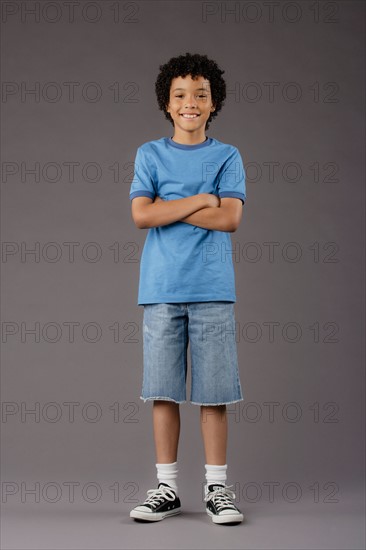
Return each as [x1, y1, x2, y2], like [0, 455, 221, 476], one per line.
[153, 400, 180, 463]
[200, 405, 227, 465]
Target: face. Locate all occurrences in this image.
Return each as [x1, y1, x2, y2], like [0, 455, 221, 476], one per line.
[166, 75, 215, 139]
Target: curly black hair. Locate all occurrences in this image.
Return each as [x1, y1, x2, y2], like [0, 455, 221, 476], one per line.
[155, 52, 226, 130]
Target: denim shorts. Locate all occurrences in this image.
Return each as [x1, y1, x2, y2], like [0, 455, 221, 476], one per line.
[141, 302, 243, 406]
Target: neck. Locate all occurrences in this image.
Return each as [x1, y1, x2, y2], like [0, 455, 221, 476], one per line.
[171, 129, 208, 146]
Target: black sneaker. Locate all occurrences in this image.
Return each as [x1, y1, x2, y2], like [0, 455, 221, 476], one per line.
[130, 482, 181, 521]
[204, 484, 244, 524]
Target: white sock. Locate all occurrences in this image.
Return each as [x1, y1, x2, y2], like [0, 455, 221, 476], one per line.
[156, 461, 178, 494]
[205, 464, 227, 495]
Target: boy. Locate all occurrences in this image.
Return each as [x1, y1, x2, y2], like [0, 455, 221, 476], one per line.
[129, 53, 246, 525]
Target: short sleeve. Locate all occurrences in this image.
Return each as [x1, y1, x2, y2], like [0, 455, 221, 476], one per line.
[129, 147, 156, 201]
[217, 147, 246, 205]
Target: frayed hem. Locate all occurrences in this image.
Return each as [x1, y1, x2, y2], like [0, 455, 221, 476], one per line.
[190, 397, 244, 406]
[139, 396, 186, 404]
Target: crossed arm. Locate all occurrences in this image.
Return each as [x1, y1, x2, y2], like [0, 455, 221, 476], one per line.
[131, 193, 243, 233]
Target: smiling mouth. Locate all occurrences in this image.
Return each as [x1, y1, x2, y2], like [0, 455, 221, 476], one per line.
[180, 113, 200, 118]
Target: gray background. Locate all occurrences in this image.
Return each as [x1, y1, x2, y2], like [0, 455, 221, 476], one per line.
[1, 0, 364, 548]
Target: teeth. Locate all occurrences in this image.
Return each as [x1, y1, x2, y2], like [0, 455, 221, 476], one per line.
[182, 114, 198, 118]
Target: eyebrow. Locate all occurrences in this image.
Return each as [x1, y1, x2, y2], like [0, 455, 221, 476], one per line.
[172, 87, 210, 92]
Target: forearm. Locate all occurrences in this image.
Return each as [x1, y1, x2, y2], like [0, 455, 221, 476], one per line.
[181, 207, 234, 232]
[139, 194, 209, 228]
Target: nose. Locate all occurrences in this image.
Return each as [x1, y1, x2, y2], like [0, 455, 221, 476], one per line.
[184, 95, 198, 108]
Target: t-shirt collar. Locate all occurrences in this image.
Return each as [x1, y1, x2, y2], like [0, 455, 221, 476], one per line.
[167, 137, 212, 150]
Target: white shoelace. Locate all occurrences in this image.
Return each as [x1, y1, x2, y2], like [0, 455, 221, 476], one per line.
[204, 484, 237, 511]
[143, 486, 177, 508]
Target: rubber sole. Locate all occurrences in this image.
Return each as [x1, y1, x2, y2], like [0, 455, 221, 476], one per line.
[207, 509, 244, 524]
[130, 507, 181, 522]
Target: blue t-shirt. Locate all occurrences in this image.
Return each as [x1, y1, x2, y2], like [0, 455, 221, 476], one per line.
[129, 136, 246, 305]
